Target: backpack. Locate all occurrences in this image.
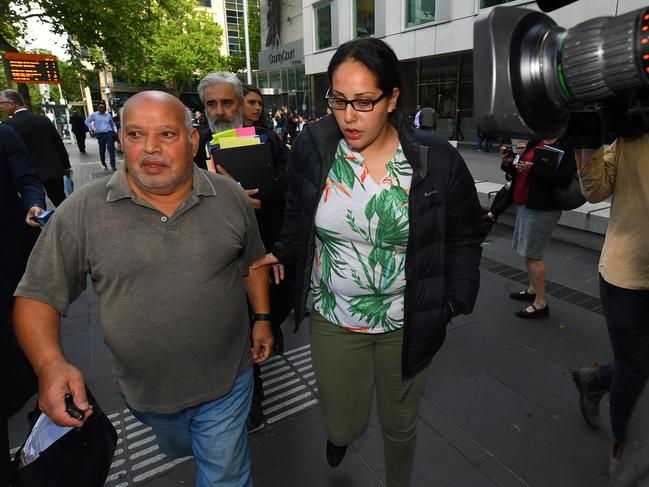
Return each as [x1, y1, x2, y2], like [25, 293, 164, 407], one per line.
[419, 107, 437, 129]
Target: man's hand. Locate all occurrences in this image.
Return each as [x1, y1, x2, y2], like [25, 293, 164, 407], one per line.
[252, 253, 284, 285]
[251, 320, 274, 363]
[25, 206, 44, 228]
[37, 358, 92, 427]
[65, 168, 73, 178]
[245, 189, 262, 209]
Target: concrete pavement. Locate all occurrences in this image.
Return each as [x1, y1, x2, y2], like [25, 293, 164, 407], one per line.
[8, 137, 615, 486]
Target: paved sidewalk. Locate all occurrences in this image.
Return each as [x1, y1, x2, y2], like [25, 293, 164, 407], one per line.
[9, 139, 614, 486]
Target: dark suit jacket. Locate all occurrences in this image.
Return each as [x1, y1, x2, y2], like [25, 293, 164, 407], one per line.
[4, 109, 70, 182]
[0, 124, 44, 257]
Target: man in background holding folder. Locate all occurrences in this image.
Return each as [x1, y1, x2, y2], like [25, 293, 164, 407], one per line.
[196, 72, 293, 432]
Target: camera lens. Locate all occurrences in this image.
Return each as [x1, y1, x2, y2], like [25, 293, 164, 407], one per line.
[474, 6, 649, 139]
[517, 8, 649, 120]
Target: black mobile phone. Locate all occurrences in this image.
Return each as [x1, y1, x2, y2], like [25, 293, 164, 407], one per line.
[30, 209, 54, 227]
[64, 394, 85, 420]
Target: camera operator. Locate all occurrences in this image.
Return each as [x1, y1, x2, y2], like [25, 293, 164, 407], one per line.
[572, 130, 649, 474]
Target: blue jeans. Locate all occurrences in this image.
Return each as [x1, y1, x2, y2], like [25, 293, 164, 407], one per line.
[129, 368, 254, 487]
[597, 276, 649, 442]
[97, 132, 116, 167]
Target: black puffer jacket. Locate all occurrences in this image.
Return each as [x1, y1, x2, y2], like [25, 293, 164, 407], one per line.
[272, 116, 485, 377]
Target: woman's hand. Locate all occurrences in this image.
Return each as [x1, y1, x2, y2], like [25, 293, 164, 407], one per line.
[514, 161, 533, 173]
[252, 253, 284, 285]
[499, 146, 514, 166]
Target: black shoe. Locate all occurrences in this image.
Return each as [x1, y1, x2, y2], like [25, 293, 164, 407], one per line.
[246, 404, 264, 433]
[326, 440, 347, 468]
[80, 149, 86, 153]
[101, 162, 107, 169]
[509, 290, 536, 302]
[515, 304, 549, 319]
[111, 166, 117, 171]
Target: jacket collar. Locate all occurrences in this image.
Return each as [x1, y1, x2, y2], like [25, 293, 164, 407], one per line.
[399, 128, 427, 180]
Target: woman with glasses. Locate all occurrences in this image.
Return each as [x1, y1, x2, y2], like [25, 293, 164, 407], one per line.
[253, 37, 484, 486]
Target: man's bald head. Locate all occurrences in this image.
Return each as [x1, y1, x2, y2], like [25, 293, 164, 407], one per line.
[121, 91, 193, 139]
[119, 90, 199, 197]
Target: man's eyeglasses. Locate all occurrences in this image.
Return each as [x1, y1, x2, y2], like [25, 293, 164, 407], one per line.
[325, 88, 389, 112]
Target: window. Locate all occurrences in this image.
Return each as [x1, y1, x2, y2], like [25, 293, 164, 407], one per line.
[355, 0, 375, 38]
[315, 2, 332, 50]
[480, 0, 512, 7]
[196, 0, 211, 6]
[406, 0, 435, 28]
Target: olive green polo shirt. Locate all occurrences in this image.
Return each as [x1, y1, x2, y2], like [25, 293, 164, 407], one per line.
[16, 165, 265, 413]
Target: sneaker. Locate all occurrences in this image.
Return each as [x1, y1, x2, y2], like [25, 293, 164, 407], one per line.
[246, 404, 264, 433]
[571, 366, 605, 427]
[326, 440, 347, 468]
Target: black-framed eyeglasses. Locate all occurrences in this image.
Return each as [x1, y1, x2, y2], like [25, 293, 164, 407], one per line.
[325, 88, 390, 112]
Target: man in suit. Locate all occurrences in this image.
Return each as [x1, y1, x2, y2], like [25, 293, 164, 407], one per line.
[0, 123, 44, 484]
[69, 110, 88, 153]
[0, 89, 71, 207]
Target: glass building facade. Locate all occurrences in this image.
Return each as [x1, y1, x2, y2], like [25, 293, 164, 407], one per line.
[254, 64, 312, 118]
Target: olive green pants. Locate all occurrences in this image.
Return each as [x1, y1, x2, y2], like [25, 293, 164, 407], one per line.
[309, 311, 430, 487]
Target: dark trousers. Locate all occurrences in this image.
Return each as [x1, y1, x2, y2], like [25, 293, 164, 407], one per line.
[597, 276, 649, 442]
[97, 132, 116, 168]
[489, 183, 513, 220]
[1, 273, 38, 485]
[250, 275, 294, 407]
[42, 177, 66, 207]
[73, 130, 86, 152]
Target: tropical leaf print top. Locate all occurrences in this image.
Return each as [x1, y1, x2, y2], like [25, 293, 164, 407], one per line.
[311, 139, 412, 333]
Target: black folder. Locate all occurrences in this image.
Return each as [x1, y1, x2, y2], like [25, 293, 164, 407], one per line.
[532, 146, 564, 170]
[210, 143, 274, 189]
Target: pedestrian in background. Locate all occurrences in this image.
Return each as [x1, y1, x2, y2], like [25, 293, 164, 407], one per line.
[13, 91, 273, 487]
[502, 138, 576, 318]
[572, 127, 649, 474]
[418, 101, 437, 132]
[253, 37, 484, 486]
[85, 100, 118, 170]
[0, 89, 71, 207]
[242, 84, 266, 128]
[69, 110, 88, 153]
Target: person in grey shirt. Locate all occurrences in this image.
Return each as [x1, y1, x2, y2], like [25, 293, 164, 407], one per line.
[13, 91, 273, 487]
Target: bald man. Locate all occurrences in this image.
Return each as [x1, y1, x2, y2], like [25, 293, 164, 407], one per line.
[13, 91, 273, 487]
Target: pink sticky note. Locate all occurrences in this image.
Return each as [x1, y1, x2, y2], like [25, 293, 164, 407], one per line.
[207, 155, 216, 173]
[235, 127, 257, 137]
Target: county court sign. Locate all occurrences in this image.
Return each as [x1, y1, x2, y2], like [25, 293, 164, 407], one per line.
[258, 40, 304, 71]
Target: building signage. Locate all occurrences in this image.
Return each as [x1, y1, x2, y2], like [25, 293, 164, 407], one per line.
[3, 52, 61, 84]
[258, 40, 304, 70]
